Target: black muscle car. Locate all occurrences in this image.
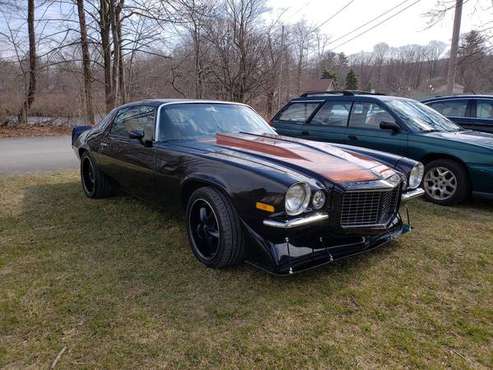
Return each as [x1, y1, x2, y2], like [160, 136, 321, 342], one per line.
[72, 99, 425, 275]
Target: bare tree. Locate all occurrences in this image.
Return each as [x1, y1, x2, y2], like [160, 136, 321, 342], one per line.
[99, 0, 113, 111]
[19, 0, 36, 123]
[291, 21, 312, 94]
[76, 0, 95, 123]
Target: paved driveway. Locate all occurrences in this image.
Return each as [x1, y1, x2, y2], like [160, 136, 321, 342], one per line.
[0, 136, 78, 174]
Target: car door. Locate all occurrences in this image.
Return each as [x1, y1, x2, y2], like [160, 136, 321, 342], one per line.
[427, 99, 476, 129]
[271, 100, 322, 137]
[152, 104, 194, 207]
[99, 105, 157, 199]
[344, 101, 409, 157]
[472, 99, 493, 133]
[302, 100, 352, 144]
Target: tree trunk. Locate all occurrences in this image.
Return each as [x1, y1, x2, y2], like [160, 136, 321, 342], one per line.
[116, 1, 125, 104]
[193, 23, 202, 99]
[77, 0, 95, 124]
[19, 0, 36, 124]
[109, 0, 118, 104]
[100, 0, 113, 112]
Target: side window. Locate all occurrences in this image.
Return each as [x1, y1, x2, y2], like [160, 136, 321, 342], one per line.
[110, 106, 155, 137]
[476, 100, 493, 119]
[349, 102, 395, 129]
[95, 113, 111, 129]
[428, 100, 468, 117]
[310, 101, 351, 127]
[277, 102, 320, 124]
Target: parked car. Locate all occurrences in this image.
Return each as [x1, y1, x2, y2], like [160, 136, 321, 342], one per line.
[72, 99, 424, 275]
[422, 95, 493, 133]
[271, 91, 493, 205]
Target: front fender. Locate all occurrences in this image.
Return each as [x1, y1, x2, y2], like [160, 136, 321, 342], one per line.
[181, 173, 231, 202]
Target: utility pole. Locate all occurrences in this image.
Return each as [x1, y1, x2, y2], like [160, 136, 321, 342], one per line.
[446, 0, 463, 94]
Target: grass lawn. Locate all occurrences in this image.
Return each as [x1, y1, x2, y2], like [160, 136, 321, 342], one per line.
[0, 171, 492, 369]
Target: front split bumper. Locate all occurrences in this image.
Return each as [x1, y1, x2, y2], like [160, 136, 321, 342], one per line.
[247, 215, 410, 275]
[246, 188, 422, 275]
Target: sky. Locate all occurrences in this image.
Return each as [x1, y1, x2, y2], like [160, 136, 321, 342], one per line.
[0, 0, 490, 58]
[267, 0, 491, 55]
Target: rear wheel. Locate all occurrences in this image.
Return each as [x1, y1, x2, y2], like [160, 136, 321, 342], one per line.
[80, 152, 113, 198]
[186, 187, 245, 268]
[423, 159, 469, 205]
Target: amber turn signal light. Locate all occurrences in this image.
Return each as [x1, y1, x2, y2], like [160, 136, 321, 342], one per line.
[256, 202, 275, 213]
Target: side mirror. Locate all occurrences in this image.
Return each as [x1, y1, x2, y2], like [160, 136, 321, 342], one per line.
[380, 121, 400, 133]
[128, 129, 144, 141]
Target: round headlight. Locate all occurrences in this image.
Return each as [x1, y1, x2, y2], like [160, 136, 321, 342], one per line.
[312, 190, 326, 210]
[408, 162, 424, 189]
[285, 182, 311, 216]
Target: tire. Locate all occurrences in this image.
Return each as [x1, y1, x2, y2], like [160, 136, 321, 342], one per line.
[80, 151, 113, 198]
[423, 159, 469, 206]
[186, 187, 245, 268]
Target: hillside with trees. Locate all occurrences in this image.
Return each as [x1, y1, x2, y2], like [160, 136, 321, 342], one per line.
[0, 0, 491, 125]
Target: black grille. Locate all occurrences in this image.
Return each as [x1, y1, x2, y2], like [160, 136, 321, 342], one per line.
[340, 188, 400, 227]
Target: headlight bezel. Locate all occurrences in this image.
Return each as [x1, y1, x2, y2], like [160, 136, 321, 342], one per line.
[284, 182, 311, 216]
[312, 190, 326, 210]
[408, 162, 424, 189]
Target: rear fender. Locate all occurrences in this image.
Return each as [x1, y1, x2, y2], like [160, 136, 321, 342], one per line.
[72, 125, 93, 146]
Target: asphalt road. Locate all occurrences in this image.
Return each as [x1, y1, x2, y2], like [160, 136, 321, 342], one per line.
[0, 135, 78, 174]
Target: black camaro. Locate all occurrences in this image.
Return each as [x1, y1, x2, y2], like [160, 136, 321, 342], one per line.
[72, 99, 424, 275]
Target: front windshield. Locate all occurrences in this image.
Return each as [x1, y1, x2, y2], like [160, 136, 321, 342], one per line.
[386, 99, 462, 132]
[157, 103, 276, 141]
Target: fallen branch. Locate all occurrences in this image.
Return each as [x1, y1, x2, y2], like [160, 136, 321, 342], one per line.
[50, 346, 67, 369]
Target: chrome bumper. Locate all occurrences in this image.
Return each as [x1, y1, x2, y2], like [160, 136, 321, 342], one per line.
[401, 188, 425, 202]
[263, 212, 329, 229]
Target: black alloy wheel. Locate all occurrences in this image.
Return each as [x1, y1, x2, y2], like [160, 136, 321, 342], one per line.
[81, 155, 96, 195]
[189, 198, 221, 260]
[80, 152, 113, 198]
[186, 187, 245, 268]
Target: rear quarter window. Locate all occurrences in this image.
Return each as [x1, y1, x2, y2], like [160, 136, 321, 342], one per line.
[277, 102, 320, 124]
[428, 100, 468, 117]
[476, 100, 493, 119]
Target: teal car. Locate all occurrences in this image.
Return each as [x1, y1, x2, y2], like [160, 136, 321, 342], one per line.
[272, 91, 493, 205]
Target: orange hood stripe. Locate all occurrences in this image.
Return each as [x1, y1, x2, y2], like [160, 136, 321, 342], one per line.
[216, 133, 383, 183]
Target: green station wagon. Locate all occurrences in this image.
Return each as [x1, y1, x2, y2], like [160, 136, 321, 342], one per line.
[272, 91, 493, 205]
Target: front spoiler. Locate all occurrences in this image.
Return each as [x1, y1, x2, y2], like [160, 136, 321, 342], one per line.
[245, 215, 410, 275]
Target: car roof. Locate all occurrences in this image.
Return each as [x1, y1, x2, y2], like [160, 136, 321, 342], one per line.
[116, 98, 246, 109]
[422, 95, 493, 102]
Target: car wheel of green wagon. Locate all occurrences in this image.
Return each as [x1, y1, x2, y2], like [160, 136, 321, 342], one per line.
[423, 159, 469, 205]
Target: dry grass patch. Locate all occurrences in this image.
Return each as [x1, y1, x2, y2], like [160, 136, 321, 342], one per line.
[0, 171, 492, 368]
[0, 125, 71, 138]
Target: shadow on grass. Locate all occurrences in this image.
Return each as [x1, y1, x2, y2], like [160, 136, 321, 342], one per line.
[460, 196, 493, 212]
[19, 180, 391, 290]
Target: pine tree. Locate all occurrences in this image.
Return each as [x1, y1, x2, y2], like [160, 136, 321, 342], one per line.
[345, 69, 358, 90]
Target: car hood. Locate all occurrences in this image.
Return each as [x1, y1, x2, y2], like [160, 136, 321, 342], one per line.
[193, 133, 398, 185]
[423, 130, 493, 150]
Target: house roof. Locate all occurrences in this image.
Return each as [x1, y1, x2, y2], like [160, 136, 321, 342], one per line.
[302, 78, 335, 92]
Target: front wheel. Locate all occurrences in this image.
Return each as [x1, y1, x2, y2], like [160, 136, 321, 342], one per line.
[423, 159, 469, 205]
[186, 187, 245, 268]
